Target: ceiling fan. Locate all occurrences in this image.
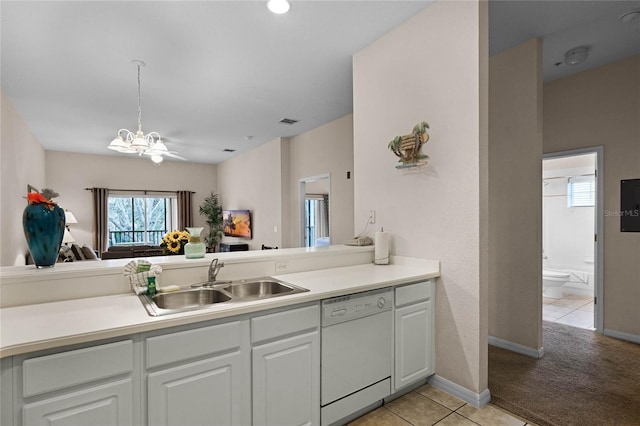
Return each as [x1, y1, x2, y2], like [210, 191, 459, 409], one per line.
[143, 138, 187, 163]
[108, 60, 187, 164]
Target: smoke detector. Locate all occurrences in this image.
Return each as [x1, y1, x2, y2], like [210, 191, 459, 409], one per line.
[620, 10, 640, 24]
[564, 46, 589, 66]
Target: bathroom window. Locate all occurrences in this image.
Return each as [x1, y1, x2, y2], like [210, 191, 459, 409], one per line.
[567, 176, 595, 208]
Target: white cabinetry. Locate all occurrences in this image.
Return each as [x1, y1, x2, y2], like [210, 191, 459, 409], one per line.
[251, 304, 320, 426]
[394, 280, 435, 391]
[145, 320, 250, 426]
[13, 339, 136, 426]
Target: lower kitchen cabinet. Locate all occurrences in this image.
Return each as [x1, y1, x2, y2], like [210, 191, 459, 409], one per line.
[394, 280, 435, 391]
[147, 352, 244, 426]
[22, 379, 133, 426]
[252, 331, 320, 426]
[144, 319, 251, 426]
[251, 303, 320, 426]
[11, 339, 137, 426]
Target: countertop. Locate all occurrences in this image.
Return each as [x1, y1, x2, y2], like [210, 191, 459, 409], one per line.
[0, 259, 439, 358]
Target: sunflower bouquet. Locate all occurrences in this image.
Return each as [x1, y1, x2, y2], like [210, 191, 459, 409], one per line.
[160, 230, 190, 255]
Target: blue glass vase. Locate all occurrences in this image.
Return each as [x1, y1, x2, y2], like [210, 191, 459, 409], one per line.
[22, 203, 65, 268]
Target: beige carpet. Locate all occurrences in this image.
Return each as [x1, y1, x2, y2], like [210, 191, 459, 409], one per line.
[489, 322, 640, 426]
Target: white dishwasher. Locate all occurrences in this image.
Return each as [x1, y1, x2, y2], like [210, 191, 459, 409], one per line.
[321, 288, 393, 426]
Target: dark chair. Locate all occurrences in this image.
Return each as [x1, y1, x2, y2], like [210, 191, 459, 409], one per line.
[261, 244, 278, 250]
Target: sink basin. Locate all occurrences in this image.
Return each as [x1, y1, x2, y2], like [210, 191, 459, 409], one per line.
[139, 277, 309, 316]
[139, 288, 231, 316]
[222, 280, 297, 299]
[152, 288, 231, 309]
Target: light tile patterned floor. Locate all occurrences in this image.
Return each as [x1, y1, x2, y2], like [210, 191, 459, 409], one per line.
[348, 384, 536, 426]
[542, 292, 594, 330]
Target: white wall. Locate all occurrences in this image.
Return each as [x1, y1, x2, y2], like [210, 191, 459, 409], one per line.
[216, 138, 285, 250]
[288, 114, 354, 247]
[0, 91, 47, 266]
[46, 151, 217, 253]
[216, 115, 355, 250]
[488, 39, 543, 352]
[543, 165, 596, 272]
[353, 1, 489, 395]
[544, 55, 640, 338]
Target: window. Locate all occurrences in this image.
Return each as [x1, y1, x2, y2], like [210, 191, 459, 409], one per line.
[567, 176, 595, 207]
[108, 194, 177, 246]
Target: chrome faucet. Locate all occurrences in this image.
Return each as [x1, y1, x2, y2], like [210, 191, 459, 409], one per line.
[208, 258, 225, 282]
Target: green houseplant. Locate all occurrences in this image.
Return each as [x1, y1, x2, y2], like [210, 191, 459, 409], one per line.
[199, 192, 225, 252]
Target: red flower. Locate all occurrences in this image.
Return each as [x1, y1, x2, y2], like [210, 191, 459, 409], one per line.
[27, 192, 55, 207]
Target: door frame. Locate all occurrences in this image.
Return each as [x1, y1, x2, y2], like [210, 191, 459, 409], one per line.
[299, 173, 331, 248]
[543, 146, 603, 333]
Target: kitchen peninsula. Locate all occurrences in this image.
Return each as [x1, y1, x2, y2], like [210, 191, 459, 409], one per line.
[0, 246, 440, 426]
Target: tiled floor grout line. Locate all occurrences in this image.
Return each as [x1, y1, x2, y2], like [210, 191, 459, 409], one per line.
[350, 385, 534, 425]
[543, 292, 594, 330]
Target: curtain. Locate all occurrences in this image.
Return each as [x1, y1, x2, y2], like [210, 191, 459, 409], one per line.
[177, 191, 193, 229]
[91, 187, 109, 254]
[313, 195, 330, 238]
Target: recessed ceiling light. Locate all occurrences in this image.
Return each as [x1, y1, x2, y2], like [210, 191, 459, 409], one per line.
[267, 0, 290, 14]
[620, 10, 640, 24]
[564, 46, 589, 66]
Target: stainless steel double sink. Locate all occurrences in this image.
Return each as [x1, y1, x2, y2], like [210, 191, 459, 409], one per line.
[138, 277, 309, 316]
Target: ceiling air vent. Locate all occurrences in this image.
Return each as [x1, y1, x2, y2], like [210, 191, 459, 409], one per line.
[223, 148, 236, 153]
[278, 117, 299, 125]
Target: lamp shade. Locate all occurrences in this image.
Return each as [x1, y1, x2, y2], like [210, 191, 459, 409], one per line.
[62, 228, 75, 244]
[65, 210, 78, 224]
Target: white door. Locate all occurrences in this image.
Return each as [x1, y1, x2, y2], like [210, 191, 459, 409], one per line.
[395, 301, 433, 390]
[252, 331, 320, 426]
[148, 352, 244, 426]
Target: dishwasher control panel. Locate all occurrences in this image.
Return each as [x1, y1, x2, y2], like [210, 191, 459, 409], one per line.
[321, 288, 393, 326]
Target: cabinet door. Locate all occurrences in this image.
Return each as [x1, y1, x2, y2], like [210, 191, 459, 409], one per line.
[394, 301, 433, 390]
[22, 379, 132, 426]
[252, 331, 319, 426]
[148, 351, 244, 426]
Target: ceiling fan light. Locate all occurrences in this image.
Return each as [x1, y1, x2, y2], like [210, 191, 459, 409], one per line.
[108, 135, 135, 153]
[109, 61, 185, 163]
[130, 131, 150, 152]
[267, 0, 290, 14]
[150, 139, 169, 154]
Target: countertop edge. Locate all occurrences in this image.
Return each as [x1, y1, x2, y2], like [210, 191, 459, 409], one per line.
[0, 262, 439, 358]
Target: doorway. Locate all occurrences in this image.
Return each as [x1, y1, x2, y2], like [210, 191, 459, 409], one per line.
[299, 174, 330, 248]
[542, 147, 603, 332]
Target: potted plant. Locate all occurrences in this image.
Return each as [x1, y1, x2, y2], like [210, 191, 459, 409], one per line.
[199, 192, 225, 252]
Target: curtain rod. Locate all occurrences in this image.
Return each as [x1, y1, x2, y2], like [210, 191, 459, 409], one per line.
[85, 188, 195, 194]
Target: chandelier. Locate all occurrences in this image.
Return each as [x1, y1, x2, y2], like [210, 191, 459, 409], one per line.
[108, 60, 184, 164]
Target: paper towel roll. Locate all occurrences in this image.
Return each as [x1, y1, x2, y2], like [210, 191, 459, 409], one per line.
[374, 231, 389, 265]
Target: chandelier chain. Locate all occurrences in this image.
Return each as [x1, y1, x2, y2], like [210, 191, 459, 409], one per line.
[137, 64, 143, 133]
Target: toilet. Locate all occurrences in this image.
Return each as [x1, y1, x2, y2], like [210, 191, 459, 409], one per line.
[543, 269, 570, 298]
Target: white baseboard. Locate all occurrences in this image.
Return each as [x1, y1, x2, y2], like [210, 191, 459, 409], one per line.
[604, 328, 640, 345]
[488, 335, 544, 359]
[428, 375, 491, 408]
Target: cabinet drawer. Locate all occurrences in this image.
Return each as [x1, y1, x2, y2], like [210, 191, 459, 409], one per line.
[395, 280, 432, 307]
[22, 340, 133, 397]
[23, 378, 133, 425]
[147, 321, 241, 369]
[251, 304, 319, 344]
